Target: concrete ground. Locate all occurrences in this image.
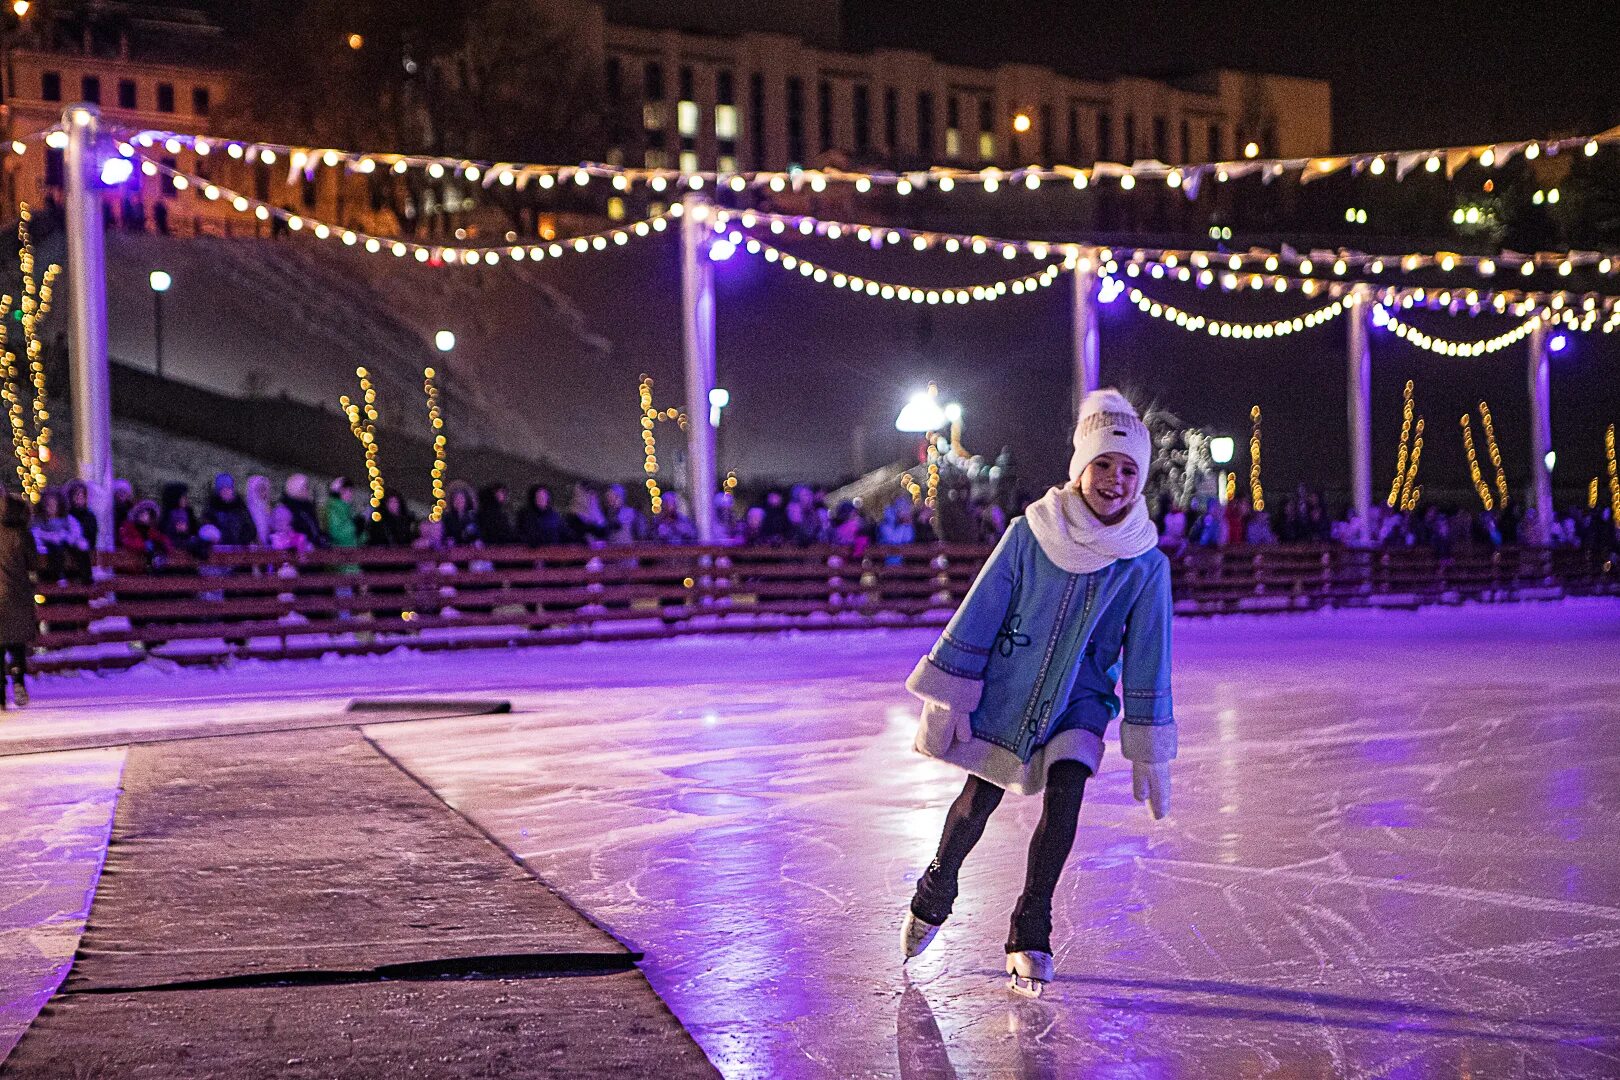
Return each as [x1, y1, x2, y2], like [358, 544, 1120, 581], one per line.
[4, 601, 1620, 1078]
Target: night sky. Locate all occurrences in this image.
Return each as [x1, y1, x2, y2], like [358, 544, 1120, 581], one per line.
[844, 1, 1620, 152]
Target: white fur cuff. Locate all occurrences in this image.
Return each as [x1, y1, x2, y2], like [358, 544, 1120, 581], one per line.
[905, 656, 984, 713]
[1120, 720, 1177, 763]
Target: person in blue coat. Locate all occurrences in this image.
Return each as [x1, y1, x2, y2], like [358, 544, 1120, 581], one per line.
[901, 388, 1175, 998]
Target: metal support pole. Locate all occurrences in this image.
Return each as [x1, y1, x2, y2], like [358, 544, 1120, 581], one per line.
[152, 289, 165, 377]
[1526, 318, 1554, 545]
[1071, 248, 1100, 413]
[64, 104, 115, 549]
[1347, 284, 1373, 545]
[679, 194, 717, 543]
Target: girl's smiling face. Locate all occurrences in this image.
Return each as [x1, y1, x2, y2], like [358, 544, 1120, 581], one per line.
[1077, 452, 1140, 524]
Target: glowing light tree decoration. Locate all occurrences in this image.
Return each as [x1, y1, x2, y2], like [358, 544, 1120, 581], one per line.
[1589, 476, 1600, 511]
[638, 375, 686, 516]
[1, 205, 63, 500]
[1462, 413, 1494, 511]
[340, 367, 385, 521]
[1248, 405, 1265, 511]
[1399, 418, 1425, 512]
[1607, 424, 1620, 521]
[423, 367, 447, 521]
[1388, 380, 1416, 508]
[1477, 400, 1508, 508]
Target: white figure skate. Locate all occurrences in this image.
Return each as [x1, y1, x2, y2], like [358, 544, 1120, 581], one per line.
[1005, 950, 1054, 998]
[902, 910, 942, 961]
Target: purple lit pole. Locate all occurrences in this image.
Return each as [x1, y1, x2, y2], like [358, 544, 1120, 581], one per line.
[1526, 318, 1554, 544]
[1070, 247, 1100, 414]
[1347, 284, 1373, 543]
[680, 193, 718, 543]
[64, 104, 115, 549]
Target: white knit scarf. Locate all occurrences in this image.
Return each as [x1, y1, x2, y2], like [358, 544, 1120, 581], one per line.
[1024, 485, 1159, 574]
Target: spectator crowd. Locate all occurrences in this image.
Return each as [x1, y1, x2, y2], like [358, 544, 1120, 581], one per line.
[1156, 485, 1618, 559]
[21, 469, 1618, 586]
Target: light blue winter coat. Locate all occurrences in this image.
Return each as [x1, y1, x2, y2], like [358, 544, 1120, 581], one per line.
[905, 515, 1175, 795]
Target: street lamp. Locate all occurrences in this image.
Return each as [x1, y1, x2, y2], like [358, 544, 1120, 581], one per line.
[895, 388, 947, 433]
[434, 329, 455, 352]
[708, 386, 730, 428]
[1209, 435, 1235, 506]
[148, 270, 171, 377]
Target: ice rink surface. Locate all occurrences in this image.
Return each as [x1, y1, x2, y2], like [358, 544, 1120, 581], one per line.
[10, 600, 1620, 1078]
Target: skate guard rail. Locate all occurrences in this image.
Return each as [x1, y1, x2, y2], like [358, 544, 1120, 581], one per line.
[31, 542, 1618, 671]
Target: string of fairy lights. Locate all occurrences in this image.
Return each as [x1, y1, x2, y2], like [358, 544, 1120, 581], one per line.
[2, 205, 61, 501]
[65, 138, 1620, 344]
[51, 133, 1620, 316]
[13, 120, 1620, 515]
[638, 375, 687, 516]
[738, 232, 1066, 304]
[1248, 406, 1264, 511]
[78, 121, 1620, 201]
[1398, 418, 1425, 512]
[1461, 412, 1492, 510]
[720, 206, 1620, 284]
[423, 366, 447, 521]
[1479, 400, 1509, 507]
[1607, 424, 1620, 519]
[1378, 309, 1543, 357]
[1393, 383, 1419, 511]
[114, 150, 681, 264]
[340, 367, 385, 521]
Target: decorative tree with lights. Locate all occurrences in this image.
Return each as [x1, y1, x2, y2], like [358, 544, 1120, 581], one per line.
[1, 205, 62, 501]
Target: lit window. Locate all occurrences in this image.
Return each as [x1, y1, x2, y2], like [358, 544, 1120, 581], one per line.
[715, 104, 738, 141]
[643, 103, 664, 131]
[680, 150, 699, 173]
[607, 197, 626, 221]
[979, 132, 995, 160]
[719, 155, 737, 173]
[677, 100, 699, 137]
[945, 129, 961, 157]
[644, 149, 667, 169]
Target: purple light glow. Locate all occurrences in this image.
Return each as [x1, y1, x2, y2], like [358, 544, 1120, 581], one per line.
[707, 238, 736, 262]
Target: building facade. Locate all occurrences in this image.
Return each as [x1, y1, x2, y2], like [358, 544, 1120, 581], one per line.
[2, 1, 1330, 237]
[603, 24, 1330, 175]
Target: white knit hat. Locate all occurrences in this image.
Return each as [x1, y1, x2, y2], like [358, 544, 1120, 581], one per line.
[1069, 388, 1152, 482]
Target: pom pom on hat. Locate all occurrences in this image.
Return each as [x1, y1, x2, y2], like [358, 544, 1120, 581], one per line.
[1069, 388, 1151, 482]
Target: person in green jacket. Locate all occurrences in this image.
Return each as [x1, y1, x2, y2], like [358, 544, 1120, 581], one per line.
[324, 477, 362, 548]
[324, 478, 364, 584]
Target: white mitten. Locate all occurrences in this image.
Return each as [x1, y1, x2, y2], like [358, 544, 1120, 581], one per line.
[1131, 760, 1171, 820]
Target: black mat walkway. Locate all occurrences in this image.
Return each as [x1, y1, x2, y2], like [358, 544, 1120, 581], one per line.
[2, 725, 716, 1078]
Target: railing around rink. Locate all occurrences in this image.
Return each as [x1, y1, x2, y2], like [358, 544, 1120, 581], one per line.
[31, 542, 1619, 672]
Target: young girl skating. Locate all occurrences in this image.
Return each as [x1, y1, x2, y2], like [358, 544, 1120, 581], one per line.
[901, 389, 1175, 998]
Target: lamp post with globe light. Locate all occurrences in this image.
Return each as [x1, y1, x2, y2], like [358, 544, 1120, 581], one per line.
[1209, 435, 1235, 505]
[148, 270, 171, 377]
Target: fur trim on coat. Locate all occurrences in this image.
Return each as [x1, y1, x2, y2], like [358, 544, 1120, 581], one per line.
[906, 657, 1104, 796]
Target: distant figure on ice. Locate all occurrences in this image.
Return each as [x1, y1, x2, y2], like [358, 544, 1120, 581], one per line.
[901, 389, 1176, 999]
[1, 493, 40, 708]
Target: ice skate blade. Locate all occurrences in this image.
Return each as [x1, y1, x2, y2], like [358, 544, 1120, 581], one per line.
[1007, 973, 1045, 999]
[902, 912, 941, 960]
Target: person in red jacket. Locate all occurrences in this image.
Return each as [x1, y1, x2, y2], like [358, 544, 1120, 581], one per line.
[118, 500, 174, 562]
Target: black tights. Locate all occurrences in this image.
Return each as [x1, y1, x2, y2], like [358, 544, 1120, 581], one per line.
[911, 760, 1090, 954]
